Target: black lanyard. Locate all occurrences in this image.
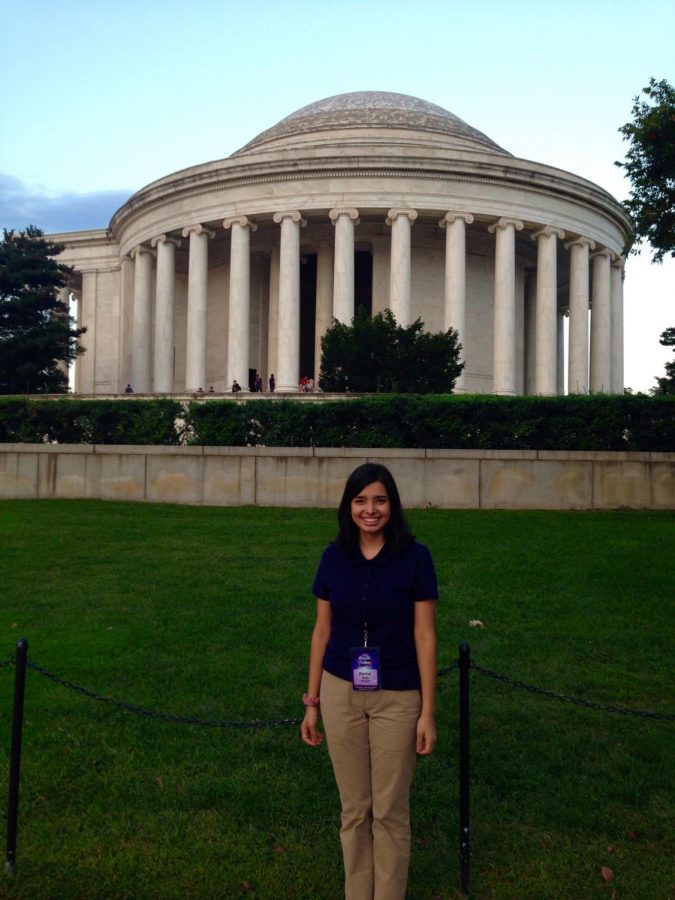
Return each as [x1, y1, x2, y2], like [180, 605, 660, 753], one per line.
[359, 562, 383, 647]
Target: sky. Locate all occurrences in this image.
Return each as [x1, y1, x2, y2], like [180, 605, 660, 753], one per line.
[1, 0, 672, 393]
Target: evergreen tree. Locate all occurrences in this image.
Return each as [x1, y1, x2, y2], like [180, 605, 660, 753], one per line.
[0, 226, 85, 394]
[615, 78, 675, 263]
[651, 326, 675, 395]
[319, 308, 464, 393]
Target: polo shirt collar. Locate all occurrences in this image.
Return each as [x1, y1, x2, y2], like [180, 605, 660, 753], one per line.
[354, 542, 392, 567]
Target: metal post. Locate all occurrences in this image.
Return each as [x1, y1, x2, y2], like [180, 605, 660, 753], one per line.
[5, 638, 28, 878]
[458, 641, 470, 896]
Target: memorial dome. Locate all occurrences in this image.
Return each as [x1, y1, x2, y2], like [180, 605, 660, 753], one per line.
[234, 90, 510, 157]
[53, 89, 631, 401]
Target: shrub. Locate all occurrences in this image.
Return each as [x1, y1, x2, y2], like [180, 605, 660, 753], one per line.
[1, 395, 673, 451]
[0, 399, 183, 444]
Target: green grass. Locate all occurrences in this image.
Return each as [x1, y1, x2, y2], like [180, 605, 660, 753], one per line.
[0, 500, 673, 899]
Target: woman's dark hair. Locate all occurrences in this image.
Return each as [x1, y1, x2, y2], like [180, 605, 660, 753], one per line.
[335, 463, 414, 556]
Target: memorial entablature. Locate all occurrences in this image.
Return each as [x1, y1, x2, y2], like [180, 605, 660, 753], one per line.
[51, 91, 631, 396]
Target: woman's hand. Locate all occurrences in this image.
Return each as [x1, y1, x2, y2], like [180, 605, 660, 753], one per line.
[416, 712, 436, 755]
[300, 706, 324, 747]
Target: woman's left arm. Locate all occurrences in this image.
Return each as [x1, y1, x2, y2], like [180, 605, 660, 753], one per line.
[414, 600, 438, 755]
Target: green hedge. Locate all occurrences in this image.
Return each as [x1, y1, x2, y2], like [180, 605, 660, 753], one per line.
[185, 395, 675, 451]
[0, 398, 183, 445]
[0, 395, 673, 451]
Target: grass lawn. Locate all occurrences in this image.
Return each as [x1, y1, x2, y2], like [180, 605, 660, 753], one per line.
[0, 500, 673, 899]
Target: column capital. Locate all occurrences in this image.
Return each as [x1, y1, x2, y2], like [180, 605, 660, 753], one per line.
[273, 210, 307, 227]
[329, 207, 360, 224]
[130, 244, 156, 259]
[565, 235, 595, 252]
[439, 211, 474, 228]
[488, 217, 524, 234]
[386, 208, 417, 226]
[591, 247, 614, 261]
[181, 224, 215, 239]
[611, 256, 626, 272]
[151, 234, 182, 249]
[223, 216, 258, 232]
[531, 225, 565, 241]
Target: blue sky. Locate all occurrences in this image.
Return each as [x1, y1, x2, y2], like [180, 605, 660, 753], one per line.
[1, 0, 673, 391]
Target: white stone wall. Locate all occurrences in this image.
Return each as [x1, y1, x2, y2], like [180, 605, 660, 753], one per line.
[1, 444, 672, 510]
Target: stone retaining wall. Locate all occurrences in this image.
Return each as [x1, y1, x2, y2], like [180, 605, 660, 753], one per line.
[1, 444, 673, 509]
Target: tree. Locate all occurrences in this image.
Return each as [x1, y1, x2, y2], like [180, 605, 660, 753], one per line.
[651, 326, 675, 395]
[0, 226, 85, 394]
[615, 77, 675, 263]
[319, 308, 464, 393]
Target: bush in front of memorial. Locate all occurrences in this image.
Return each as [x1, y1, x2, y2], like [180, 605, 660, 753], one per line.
[1, 393, 673, 451]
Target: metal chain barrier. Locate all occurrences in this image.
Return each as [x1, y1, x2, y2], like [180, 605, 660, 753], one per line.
[471, 662, 675, 721]
[25, 659, 302, 729]
[3, 642, 673, 888]
[438, 661, 459, 678]
[1, 653, 672, 724]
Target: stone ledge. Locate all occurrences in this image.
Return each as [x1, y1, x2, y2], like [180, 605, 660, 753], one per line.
[536, 449, 654, 462]
[93, 444, 203, 456]
[1, 445, 672, 509]
[0, 443, 94, 454]
[314, 447, 382, 458]
[426, 448, 539, 460]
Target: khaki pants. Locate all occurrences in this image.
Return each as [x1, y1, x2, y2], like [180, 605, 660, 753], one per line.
[320, 670, 421, 900]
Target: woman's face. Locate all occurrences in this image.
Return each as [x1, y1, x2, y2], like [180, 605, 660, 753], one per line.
[350, 480, 391, 538]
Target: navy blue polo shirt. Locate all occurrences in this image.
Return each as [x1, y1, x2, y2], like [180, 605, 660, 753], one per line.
[311, 540, 438, 690]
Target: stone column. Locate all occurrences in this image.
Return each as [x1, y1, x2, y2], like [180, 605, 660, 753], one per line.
[273, 211, 306, 392]
[56, 287, 71, 386]
[131, 245, 155, 393]
[72, 287, 83, 393]
[610, 259, 625, 394]
[151, 234, 180, 393]
[182, 224, 214, 392]
[566, 237, 595, 394]
[488, 217, 523, 395]
[119, 255, 134, 392]
[78, 277, 97, 393]
[386, 208, 417, 326]
[532, 226, 565, 395]
[439, 212, 474, 392]
[315, 241, 334, 384]
[267, 245, 280, 387]
[523, 269, 537, 395]
[590, 248, 612, 393]
[557, 309, 565, 395]
[224, 216, 258, 391]
[329, 208, 359, 324]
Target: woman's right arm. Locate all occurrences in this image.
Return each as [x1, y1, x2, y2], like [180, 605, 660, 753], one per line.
[300, 599, 332, 747]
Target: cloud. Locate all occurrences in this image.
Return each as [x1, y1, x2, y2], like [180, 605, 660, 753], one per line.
[0, 173, 132, 235]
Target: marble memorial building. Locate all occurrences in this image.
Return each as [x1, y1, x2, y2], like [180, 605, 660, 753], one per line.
[53, 92, 632, 395]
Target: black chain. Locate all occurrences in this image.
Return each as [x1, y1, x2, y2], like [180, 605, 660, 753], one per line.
[438, 661, 459, 678]
[2, 655, 671, 724]
[25, 660, 302, 729]
[471, 663, 675, 721]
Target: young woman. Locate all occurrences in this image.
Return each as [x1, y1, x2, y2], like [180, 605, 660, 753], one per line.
[301, 463, 438, 900]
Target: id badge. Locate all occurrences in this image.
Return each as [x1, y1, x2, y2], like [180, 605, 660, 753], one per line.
[350, 647, 381, 691]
